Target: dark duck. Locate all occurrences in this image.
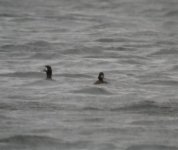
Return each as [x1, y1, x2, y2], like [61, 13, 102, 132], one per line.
[43, 65, 52, 80]
[94, 72, 107, 84]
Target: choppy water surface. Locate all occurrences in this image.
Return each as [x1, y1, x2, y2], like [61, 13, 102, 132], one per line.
[0, 0, 178, 149]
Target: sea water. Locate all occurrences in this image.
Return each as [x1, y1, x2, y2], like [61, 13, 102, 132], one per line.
[0, 0, 178, 149]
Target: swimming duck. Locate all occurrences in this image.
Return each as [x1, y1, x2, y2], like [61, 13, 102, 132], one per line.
[94, 72, 107, 84]
[43, 65, 52, 79]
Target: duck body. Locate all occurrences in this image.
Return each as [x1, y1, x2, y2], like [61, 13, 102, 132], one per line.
[94, 72, 107, 84]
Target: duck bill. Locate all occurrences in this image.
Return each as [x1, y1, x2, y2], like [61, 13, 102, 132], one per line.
[43, 67, 47, 72]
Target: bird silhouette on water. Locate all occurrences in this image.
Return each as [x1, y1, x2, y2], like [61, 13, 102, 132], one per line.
[43, 65, 52, 80]
[94, 72, 107, 84]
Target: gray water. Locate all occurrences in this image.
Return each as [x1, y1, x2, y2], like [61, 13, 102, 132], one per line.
[0, 0, 178, 149]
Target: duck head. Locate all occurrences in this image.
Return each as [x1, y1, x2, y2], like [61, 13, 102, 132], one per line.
[98, 72, 104, 82]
